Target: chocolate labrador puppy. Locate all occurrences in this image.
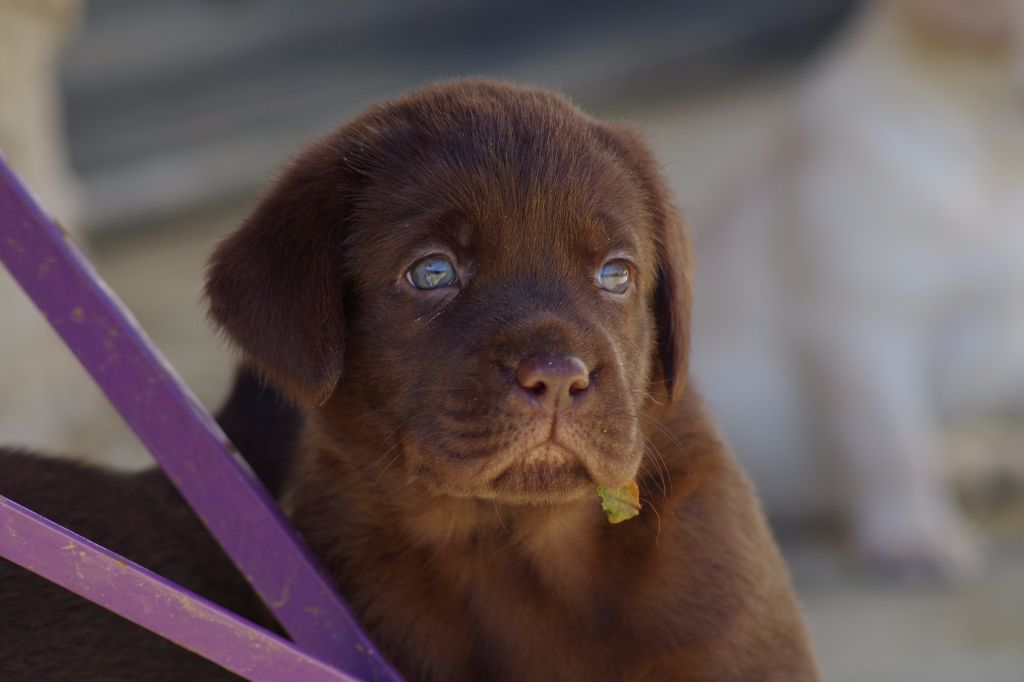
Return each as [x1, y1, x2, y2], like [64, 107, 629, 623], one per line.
[206, 79, 818, 681]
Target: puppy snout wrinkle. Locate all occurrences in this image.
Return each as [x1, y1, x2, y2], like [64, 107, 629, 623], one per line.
[515, 353, 590, 411]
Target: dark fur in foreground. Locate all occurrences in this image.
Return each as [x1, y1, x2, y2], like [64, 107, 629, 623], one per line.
[0, 367, 297, 681]
[0, 456, 252, 681]
[207, 79, 819, 681]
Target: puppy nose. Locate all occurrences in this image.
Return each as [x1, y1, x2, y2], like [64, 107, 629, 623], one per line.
[515, 354, 590, 411]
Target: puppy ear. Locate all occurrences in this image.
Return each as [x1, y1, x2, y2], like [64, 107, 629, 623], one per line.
[598, 125, 692, 402]
[205, 141, 353, 406]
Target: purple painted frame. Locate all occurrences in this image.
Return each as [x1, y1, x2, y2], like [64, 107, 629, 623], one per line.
[0, 158, 401, 682]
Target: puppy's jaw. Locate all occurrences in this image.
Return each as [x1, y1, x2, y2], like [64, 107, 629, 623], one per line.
[487, 450, 606, 505]
[399, 403, 644, 505]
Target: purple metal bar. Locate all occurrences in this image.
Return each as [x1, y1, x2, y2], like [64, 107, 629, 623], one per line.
[1, 495, 358, 682]
[0, 157, 401, 682]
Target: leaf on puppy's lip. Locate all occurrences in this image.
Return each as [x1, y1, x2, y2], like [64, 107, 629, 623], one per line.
[596, 480, 641, 524]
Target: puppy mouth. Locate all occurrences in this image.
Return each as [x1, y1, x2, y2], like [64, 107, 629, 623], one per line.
[487, 441, 594, 501]
[408, 410, 641, 503]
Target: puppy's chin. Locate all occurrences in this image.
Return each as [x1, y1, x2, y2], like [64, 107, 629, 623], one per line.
[488, 446, 594, 505]
[408, 440, 642, 506]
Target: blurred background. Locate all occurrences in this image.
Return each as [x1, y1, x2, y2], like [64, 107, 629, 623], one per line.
[2, 1, 1023, 680]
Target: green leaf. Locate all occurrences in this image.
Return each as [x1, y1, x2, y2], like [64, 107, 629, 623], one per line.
[596, 480, 641, 524]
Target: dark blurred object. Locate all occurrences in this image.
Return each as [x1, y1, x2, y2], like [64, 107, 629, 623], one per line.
[217, 364, 303, 498]
[61, 0, 858, 231]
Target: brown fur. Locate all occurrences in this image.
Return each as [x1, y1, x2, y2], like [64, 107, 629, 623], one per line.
[206, 79, 819, 681]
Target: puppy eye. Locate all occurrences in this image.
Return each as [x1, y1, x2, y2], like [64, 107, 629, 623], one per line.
[407, 256, 457, 290]
[597, 259, 631, 294]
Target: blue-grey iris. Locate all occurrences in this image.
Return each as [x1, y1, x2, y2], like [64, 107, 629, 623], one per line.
[408, 256, 457, 290]
[597, 260, 630, 294]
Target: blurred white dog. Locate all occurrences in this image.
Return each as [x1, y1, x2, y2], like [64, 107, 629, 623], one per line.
[693, 0, 1024, 581]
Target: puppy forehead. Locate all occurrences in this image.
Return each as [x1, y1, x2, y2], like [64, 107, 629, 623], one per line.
[345, 91, 653, 265]
[353, 165, 651, 274]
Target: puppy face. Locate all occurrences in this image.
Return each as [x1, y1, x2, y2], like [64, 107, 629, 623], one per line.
[206, 80, 690, 505]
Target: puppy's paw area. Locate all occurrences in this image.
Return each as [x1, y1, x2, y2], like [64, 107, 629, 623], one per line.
[855, 514, 985, 586]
